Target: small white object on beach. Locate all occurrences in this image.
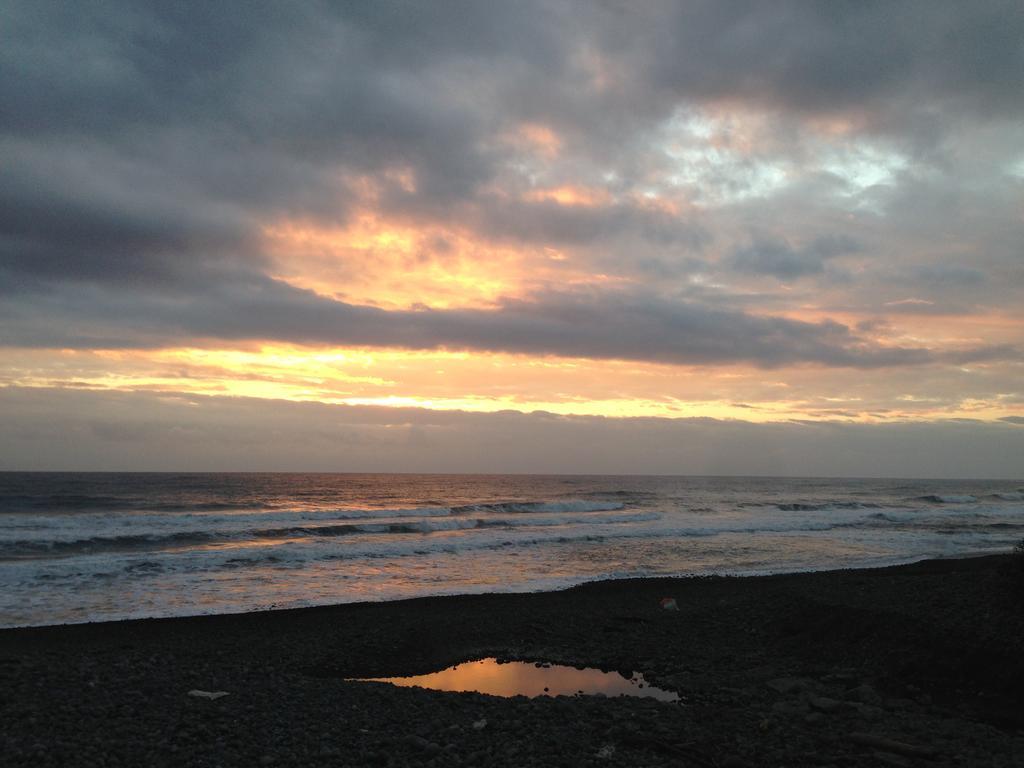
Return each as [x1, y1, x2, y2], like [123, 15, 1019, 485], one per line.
[660, 597, 678, 611]
[188, 689, 230, 700]
[472, 718, 487, 730]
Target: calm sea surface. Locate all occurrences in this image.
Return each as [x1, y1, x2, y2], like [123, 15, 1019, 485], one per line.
[1, 472, 1022, 627]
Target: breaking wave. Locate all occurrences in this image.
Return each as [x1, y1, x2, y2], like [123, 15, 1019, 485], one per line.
[988, 492, 1024, 501]
[775, 501, 882, 512]
[451, 500, 624, 514]
[4, 473, 1023, 628]
[0, 506, 647, 560]
[914, 494, 978, 504]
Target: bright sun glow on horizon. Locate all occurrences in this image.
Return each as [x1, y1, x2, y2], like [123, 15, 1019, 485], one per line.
[3, 1, 1024, 476]
[2, 344, 1020, 425]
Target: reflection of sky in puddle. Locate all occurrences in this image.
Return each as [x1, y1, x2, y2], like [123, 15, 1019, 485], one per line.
[354, 658, 679, 701]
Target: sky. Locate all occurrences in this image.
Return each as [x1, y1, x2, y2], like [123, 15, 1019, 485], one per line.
[1, 1, 1023, 475]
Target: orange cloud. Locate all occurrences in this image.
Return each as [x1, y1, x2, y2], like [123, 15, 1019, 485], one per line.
[4, 344, 1021, 425]
[263, 214, 530, 309]
[261, 194, 637, 309]
[524, 185, 613, 207]
[510, 122, 562, 157]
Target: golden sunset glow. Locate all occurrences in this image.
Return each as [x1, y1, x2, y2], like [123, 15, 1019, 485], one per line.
[262, 210, 614, 309]
[3, 343, 1020, 425]
[2, 2, 1022, 474]
[264, 216, 517, 309]
[524, 185, 613, 207]
[503, 122, 563, 158]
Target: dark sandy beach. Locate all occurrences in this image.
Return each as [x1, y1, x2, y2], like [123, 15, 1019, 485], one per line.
[2, 555, 1022, 767]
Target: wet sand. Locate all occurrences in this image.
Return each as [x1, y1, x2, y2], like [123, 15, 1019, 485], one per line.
[2, 554, 1022, 767]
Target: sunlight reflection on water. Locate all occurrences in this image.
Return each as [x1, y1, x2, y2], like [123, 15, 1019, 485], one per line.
[353, 657, 679, 701]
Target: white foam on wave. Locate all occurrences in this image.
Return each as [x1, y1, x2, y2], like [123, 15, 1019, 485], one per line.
[916, 494, 978, 504]
[0, 501, 638, 560]
[4, 504, 1022, 629]
[0, 499, 626, 546]
[453, 500, 625, 514]
[992, 492, 1024, 501]
[6, 479, 1024, 628]
[8, 539, 1012, 630]
[2, 505, 932, 580]
[4, 510, 662, 573]
[0, 505, 452, 543]
[10, 494, 1022, 568]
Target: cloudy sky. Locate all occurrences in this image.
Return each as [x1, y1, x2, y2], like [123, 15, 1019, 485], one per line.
[2, 1, 1023, 475]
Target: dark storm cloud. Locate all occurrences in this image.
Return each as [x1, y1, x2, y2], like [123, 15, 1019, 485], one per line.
[1, 1, 545, 201]
[726, 234, 861, 279]
[2, 0, 1023, 362]
[7, 274, 1017, 369]
[463, 196, 708, 248]
[633, 1, 1024, 121]
[0, 1, 513, 287]
[911, 265, 988, 286]
[0, 140, 258, 290]
[841, 261, 1003, 317]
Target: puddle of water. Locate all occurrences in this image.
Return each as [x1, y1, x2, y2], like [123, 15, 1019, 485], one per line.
[352, 657, 679, 701]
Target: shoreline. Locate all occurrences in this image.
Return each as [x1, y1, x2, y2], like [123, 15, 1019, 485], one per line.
[3, 549, 1003, 632]
[3, 554, 1023, 766]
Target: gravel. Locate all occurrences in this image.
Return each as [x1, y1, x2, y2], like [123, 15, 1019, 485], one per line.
[2, 554, 1023, 767]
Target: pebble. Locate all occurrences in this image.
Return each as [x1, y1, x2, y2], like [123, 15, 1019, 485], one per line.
[771, 701, 807, 716]
[846, 684, 882, 705]
[808, 695, 844, 713]
[766, 677, 815, 695]
[405, 734, 441, 755]
[884, 698, 917, 710]
[595, 744, 615, 759]
[872, 751, 912, 767]
[3, 556, 1018, 768]
[855, 703, 884, 721]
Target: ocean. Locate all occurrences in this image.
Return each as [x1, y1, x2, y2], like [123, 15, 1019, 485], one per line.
[1, 472, 1021, 628]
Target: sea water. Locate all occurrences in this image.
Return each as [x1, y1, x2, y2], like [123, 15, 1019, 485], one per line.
[0, 472, 1021, 627]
